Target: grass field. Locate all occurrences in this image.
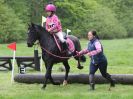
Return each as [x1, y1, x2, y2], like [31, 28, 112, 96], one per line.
[0, 38, 133, 99]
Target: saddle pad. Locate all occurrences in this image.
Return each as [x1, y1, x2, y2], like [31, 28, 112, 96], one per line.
[66, 37, 75, 52]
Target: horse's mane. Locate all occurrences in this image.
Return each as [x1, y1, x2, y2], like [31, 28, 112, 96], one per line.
[33, 23, 47, 32]
[30, 23, 56, 49]
[31, 23, 53, 38]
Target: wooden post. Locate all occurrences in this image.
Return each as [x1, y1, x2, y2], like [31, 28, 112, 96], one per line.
[34, 50, 40, 71]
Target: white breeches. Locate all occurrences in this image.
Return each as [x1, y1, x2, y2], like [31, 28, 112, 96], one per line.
[55, 32, 66, 43]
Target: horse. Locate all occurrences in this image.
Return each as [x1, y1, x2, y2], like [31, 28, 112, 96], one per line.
[27, 23, 86, 89]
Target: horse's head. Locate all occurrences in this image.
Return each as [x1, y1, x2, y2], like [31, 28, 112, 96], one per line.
[27, 23, 39, 47]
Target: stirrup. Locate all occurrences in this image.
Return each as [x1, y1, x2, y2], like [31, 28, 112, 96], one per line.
[67, 50, 73, 56]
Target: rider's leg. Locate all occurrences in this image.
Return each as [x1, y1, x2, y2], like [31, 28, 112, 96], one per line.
[55, 32, 68, 49]
[55, 32, 72, 56]
[55, 32, 66, 43]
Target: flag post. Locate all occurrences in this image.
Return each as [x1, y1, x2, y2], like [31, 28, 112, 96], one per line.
[11, 50, 16, 83]
[41, 16, 46, 27]
[7, 42, 16, 83]
[40, 16, 46, 72]
[67, 29, 71, 36]
[40, 55, 43, 72]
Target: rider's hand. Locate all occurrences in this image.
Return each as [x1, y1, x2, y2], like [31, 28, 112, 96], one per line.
[48, 29, 50, 32]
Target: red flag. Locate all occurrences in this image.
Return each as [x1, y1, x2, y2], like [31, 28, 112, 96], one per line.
[7, 42, 16, 51]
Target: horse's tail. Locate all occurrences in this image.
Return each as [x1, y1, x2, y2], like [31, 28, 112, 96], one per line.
[68, 35, 86, 62]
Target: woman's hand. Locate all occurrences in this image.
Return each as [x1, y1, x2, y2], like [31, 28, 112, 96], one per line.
[76, 51, 81, 56]
[87, 52, 91, 56]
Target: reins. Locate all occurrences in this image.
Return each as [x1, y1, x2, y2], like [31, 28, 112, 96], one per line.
[40, 45, 78, 59]
[34, 43, 78, 59]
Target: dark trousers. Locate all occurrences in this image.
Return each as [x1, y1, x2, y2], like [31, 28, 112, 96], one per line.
[89, 61, 114, 84]
[90, 61, 108, 76]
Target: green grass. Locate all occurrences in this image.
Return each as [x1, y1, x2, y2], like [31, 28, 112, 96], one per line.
[0, 72, 133, 99]
[0, 38, 133, 99]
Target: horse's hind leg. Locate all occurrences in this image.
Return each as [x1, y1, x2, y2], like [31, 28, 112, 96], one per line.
[63, 61, 70, 86]
[77, 57, 84, 69]
[74, 55, 84, 69]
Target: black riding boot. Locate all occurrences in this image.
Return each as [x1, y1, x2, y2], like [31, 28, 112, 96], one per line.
[62, 42, 72, 56]
[62, 42, 68, 50]
[89, 74, 95, 90]
[105, 73, 115, 87]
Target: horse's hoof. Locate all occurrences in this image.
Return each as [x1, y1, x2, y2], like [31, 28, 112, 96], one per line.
[63, 80, 68, 86]
[77, 66, 83, 69]
[54, 81, 61, 85]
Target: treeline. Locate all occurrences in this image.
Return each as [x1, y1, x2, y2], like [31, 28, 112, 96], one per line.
[0, 0, 30, 43]
[0, 0, 132, 43]
[55, 0, 133, 38]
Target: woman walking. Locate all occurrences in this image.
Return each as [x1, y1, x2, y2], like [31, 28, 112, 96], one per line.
[76, 30, 115, 90]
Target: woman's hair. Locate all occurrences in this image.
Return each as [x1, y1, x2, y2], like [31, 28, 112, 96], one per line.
[90, 30, 100, 39]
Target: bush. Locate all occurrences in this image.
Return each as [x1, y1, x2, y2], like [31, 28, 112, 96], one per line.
[55, 0, 127, 39]
[0, 0, 26, 43]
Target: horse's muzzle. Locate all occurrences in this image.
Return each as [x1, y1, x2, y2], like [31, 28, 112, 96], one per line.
[27, 43, 33, 47]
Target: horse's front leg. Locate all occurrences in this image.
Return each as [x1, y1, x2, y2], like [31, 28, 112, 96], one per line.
[63, 61, 70, 86]
[42, 65, 52, 89]
[42, 62, 60, 89]
[48, 66, 61, 85]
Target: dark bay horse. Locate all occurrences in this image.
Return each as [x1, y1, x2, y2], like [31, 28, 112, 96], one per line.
[27, 23, 86, 89]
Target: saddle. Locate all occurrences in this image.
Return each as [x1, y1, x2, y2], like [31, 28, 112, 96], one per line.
[53, 32, 75, 53]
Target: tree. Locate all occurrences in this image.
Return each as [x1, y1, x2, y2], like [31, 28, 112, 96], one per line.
[55, 0, 127, 39]
[96, 0, 133, 37]
[0, 0, 25, 43]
